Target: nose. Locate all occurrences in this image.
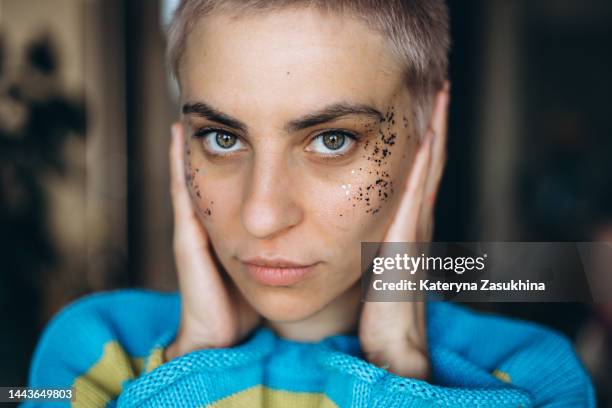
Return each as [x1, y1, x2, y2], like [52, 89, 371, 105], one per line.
[241, 153, 303, 239]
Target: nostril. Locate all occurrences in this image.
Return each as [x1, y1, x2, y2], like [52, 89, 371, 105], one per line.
[241, 188, 302, 240]
[241, 156, 303, 239]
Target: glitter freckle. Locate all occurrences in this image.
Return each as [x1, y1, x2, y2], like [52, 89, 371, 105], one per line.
[349, 105, 402, 215]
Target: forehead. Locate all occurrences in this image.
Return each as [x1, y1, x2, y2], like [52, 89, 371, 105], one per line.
[180, 7, 405, 117]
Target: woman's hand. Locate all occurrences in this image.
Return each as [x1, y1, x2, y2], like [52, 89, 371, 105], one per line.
[359, 85, 449, 380]
[165, 123, 260, 361]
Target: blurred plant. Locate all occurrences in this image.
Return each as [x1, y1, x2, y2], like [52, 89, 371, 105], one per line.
[0, 32, 86, 384]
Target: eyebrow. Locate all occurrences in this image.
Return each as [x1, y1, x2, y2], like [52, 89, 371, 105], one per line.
[182, 101, 384, 133]
[285, 103, 384, 132]
[183, 102, 248, 132]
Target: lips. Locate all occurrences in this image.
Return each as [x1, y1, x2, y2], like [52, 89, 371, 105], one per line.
[241, 257, 318, 286]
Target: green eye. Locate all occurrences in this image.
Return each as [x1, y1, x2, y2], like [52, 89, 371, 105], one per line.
[194, 129, 244, 156]
[306, 130, 356, 156]
[322, 133, 346, 150]
[216, 132, 237, 149]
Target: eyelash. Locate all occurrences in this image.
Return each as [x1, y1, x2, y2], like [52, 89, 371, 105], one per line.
[191, 127, 361, 159]
[306, 130, 360, 158]
[193, 127, 245, 157]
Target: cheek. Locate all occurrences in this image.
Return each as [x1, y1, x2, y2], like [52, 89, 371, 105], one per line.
[183, 142, 243, 226]
[187, 172, 215, 218]
[303, 158, 408, 247]
[305, 124, 415, 250]
[184, 144, 214, 218]
[184, 159, 246, 267]
[329, 140, 412, 225]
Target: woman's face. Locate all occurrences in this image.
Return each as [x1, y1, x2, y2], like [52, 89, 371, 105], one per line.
[180, 8, 419, 321]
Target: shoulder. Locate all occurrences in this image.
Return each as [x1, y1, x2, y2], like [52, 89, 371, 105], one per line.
[428, 301, 558, 351]
[28, 289, 180, 388]
[427, 302, 596, 406]
[427, 302, 579, 361]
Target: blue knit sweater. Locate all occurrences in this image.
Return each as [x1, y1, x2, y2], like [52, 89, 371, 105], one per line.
[27, 290, 595, 407]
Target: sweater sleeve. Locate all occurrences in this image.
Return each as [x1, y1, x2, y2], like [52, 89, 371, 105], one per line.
[426, 302, 596, 407]
[115, 329, 276, 407]
[315, 302, 595, 408]
[25, 290, 180, 407]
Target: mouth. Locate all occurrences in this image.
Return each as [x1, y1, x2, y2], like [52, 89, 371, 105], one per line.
[240, 257, 319, 287]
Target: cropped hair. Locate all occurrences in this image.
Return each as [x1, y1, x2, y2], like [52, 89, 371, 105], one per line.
[166, 0, 449, 137]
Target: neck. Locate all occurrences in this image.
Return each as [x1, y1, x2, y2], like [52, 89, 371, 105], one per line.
[265, 283, 362, 342]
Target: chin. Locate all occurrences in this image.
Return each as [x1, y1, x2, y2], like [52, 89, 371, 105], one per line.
[247, 286, 327, 322]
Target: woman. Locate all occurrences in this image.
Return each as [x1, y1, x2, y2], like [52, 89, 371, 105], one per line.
[27, 1, 594, 406]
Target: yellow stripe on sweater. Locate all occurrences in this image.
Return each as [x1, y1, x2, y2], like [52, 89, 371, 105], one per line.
[72, 342, 337, 408]
[208, 385, 338, 408]
[72, 341, 143, 407]
[144, 346, 165, 373]
[492, 369, 512, 383]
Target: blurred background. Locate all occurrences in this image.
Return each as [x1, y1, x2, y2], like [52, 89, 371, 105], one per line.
[0, 0, 611, 404]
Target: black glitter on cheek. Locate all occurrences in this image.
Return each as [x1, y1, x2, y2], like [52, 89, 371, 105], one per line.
[183, 141, 213, 218]
[350, 105, 404, 215]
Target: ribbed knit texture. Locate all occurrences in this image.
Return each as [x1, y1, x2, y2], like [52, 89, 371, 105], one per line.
[27, 290, 595, 407]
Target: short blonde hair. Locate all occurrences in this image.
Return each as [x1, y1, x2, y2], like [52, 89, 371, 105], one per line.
[166, 0, 449, 137]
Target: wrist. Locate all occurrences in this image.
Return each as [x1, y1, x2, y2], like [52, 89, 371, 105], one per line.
[365, 346, 430, 380]
[164, 323, 239, 361]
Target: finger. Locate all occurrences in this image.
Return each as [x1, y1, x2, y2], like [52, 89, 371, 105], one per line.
[360, 127, 433, 380]
[384, 128, 433, 242]
[427, 84, 450, 203]
[169, 123, 215, 283]
[167, 124, 261, 357]
[170, 123, 209, 249]
[418, 83, 450, 240]
[170, 125, 234, 325]
[170, 123, 193, 222]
